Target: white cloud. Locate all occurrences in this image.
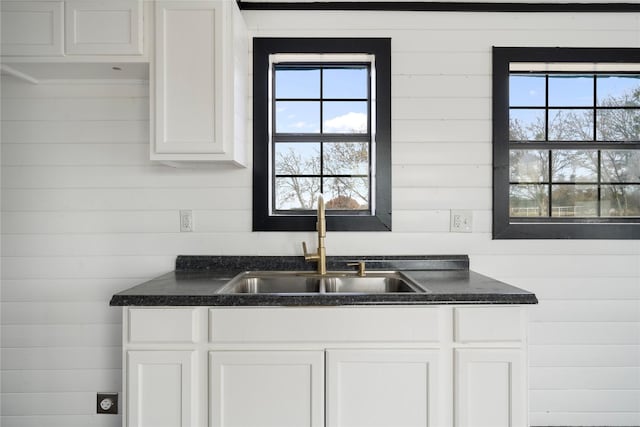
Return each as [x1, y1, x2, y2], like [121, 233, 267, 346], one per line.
[323, 112, 367, 133]
[291, 121, 307, 129]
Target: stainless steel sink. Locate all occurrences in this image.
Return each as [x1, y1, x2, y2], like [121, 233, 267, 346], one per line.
[322, 274, 419, 293]
[217, 271, 427, 294]
[219, 273, 321, 294]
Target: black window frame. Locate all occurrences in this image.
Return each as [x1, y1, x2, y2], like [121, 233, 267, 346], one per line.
[493, 47, 640, 239]
[253, 38, 391, 232]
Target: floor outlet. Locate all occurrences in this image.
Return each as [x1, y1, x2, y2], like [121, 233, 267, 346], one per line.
[450, 210, 473, 233]
[97, 393, 118, 414]
[180, 210, 194, 232]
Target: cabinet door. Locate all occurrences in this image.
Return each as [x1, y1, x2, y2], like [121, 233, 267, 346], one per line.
[326, 349, 440, 427]
[127, 351, 196, 427]
[0, 2, 64, 56]
[153, 1, 223, 157]
[65, 0, 143, 55]
[210, 351, 324, 427]
[455, 349, 526, 427]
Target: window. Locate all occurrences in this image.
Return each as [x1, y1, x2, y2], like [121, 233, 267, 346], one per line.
[493, 47, 640, 239]
[253, 38, 391, 231]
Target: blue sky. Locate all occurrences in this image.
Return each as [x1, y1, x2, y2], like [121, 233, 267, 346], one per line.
[510, 74, 640, 107]
[275, 67, 368, 134]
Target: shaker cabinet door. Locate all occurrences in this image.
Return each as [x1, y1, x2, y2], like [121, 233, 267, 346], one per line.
[154, 1, 221, 156]
[65, 0, 143, 55]
[209, 351, 324, 427]
[1, 1, 64, 56]
[127, 351, 197, 427]
[326, 349, 441, 427]
[455, 349, 526, 427]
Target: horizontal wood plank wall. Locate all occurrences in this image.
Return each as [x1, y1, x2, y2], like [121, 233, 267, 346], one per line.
[1, 9, 639, 427]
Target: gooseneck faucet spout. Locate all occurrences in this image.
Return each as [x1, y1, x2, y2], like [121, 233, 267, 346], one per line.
[302, 194, 327, 275]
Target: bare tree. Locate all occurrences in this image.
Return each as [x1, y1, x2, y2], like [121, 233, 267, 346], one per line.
[275, 141, 370, 210]
[323, 142, 369, 208]
[508, 82, 640, 217]
[275, 146, 320, 209]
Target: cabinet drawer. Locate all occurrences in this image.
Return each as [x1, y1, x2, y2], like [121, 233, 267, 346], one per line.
[210, 307, 439, 344]
[128, 308, 197, 343]
[454, 307, 523, 343]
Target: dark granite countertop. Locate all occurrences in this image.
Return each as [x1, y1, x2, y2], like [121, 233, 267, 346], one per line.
[110, 255, 538, 306]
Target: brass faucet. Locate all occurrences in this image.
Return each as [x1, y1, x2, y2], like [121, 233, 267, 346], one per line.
[302, 194, 327, 275]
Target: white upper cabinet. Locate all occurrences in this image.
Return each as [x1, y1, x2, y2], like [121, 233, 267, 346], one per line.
[1, 2, 64, 56]
[65, 0, 143, 55]
[1, 0, 145, 59]
[151, 0, 248, 165]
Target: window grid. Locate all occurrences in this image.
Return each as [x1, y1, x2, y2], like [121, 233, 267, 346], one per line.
[271, 63, 373, 214]
[508, 72, 640, 219]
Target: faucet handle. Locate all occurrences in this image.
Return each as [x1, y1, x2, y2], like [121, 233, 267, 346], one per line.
[302, 241, 315, 261]
[347, 261, 366, 277]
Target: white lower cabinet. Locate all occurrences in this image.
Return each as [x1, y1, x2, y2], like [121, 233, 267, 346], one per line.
[327, 349, 440, 427]
[127, 351, 197, 427]
[210, 351, 324, 427]
[123, 306, 529, 427]
[455, 349, 526, 427]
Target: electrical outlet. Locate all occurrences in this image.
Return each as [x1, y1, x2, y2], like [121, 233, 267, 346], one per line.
[97, 393, 118, 414]
[180, 210, 193, 232]
[450, 210, 473, 233]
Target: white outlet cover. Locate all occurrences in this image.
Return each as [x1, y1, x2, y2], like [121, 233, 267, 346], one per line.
[450, 210, 473, 233]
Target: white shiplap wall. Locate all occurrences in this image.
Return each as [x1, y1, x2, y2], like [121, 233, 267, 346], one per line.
[1, 8, 640, 427]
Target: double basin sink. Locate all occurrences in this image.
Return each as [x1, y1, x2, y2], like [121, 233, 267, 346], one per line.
[217, 271, 428, 294]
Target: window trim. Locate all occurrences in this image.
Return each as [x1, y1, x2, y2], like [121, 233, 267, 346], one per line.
[253, 38, 391, 232]
[493, 47, 640, 239]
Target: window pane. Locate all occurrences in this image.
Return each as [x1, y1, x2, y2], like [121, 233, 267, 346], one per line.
[601, 185, 640, 217]
[323, 101, 368, 133]
[274, 177, 321, 210]
[551, 150, 598, 183]
[275, 68, 320, 99]
[323, 142, 369, 176]
[275, 143, 320, 175]
[602, 150, 640, 183]
[597, 75, 640, 107]
[323, 68, 368, 99]
[548, 75, 593, 107]
[509, 185, 549, 217]
[510, 74, 545, 107]
[596, 109, 640, 141]
[551, 185, 598, 217]
[323, 177, 369, 210]
[510, 150, 549, 183]
[275, 101, 320, 133]
[509, 109, 545, 141]
[548, 109, 594, 141]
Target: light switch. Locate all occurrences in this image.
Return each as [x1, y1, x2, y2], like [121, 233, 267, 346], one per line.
[180, 210, 194, 232]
